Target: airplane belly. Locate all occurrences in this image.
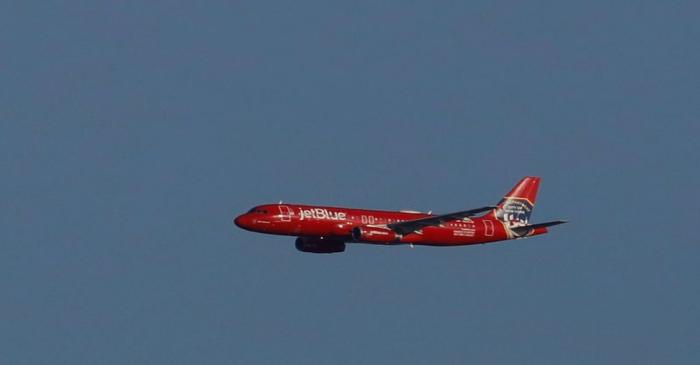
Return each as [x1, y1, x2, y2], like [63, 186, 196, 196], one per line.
[416, 225, 500, 246]
[407, 227, 467, 245]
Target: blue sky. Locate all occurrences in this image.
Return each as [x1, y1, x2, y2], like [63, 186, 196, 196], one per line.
[2, 1, 699, 364]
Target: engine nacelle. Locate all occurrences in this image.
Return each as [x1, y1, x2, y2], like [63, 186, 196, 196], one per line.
[295, 237, 346, 253]
[351, 226, 400, 243]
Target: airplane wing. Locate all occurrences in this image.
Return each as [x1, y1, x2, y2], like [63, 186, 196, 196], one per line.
[387, 206, 495, 235]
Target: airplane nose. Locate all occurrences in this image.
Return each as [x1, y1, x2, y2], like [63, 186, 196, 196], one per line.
[234, 214, 247, 228]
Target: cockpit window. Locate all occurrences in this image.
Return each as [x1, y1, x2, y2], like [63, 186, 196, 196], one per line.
[248, 208, 268, 214]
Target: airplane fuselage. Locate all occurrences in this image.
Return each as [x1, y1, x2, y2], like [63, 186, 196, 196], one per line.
[234, 177, 564, 253]
[234, 203, 546, 246]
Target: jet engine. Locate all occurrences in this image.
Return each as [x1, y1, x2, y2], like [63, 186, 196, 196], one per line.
[351, 226, 400, 243]
[295, 237, 346, 253]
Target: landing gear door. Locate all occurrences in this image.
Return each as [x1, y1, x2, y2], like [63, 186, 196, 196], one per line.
[278, 205, 293, 222]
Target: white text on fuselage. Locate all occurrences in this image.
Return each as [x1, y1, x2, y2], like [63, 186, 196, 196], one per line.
[298, 208, 347, 221]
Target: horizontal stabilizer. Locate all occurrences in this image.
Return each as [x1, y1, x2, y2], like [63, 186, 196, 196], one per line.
[525, 220, 568, 229]
[510, 220, 568, 236]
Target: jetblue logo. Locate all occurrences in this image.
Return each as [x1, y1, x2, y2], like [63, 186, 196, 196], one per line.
[298, 208, 347, 221]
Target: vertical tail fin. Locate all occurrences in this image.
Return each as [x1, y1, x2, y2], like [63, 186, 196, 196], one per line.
[492, 176, 541, 227]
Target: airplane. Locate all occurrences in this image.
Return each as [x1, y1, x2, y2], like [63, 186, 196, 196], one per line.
[234, 176, 566, 253]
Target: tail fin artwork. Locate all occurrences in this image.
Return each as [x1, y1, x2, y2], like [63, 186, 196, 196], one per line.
[486, 176, 567, 238]
[493, 176, 541, 227]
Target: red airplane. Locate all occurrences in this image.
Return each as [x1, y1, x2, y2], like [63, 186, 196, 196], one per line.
[234, 176, 566, 253]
